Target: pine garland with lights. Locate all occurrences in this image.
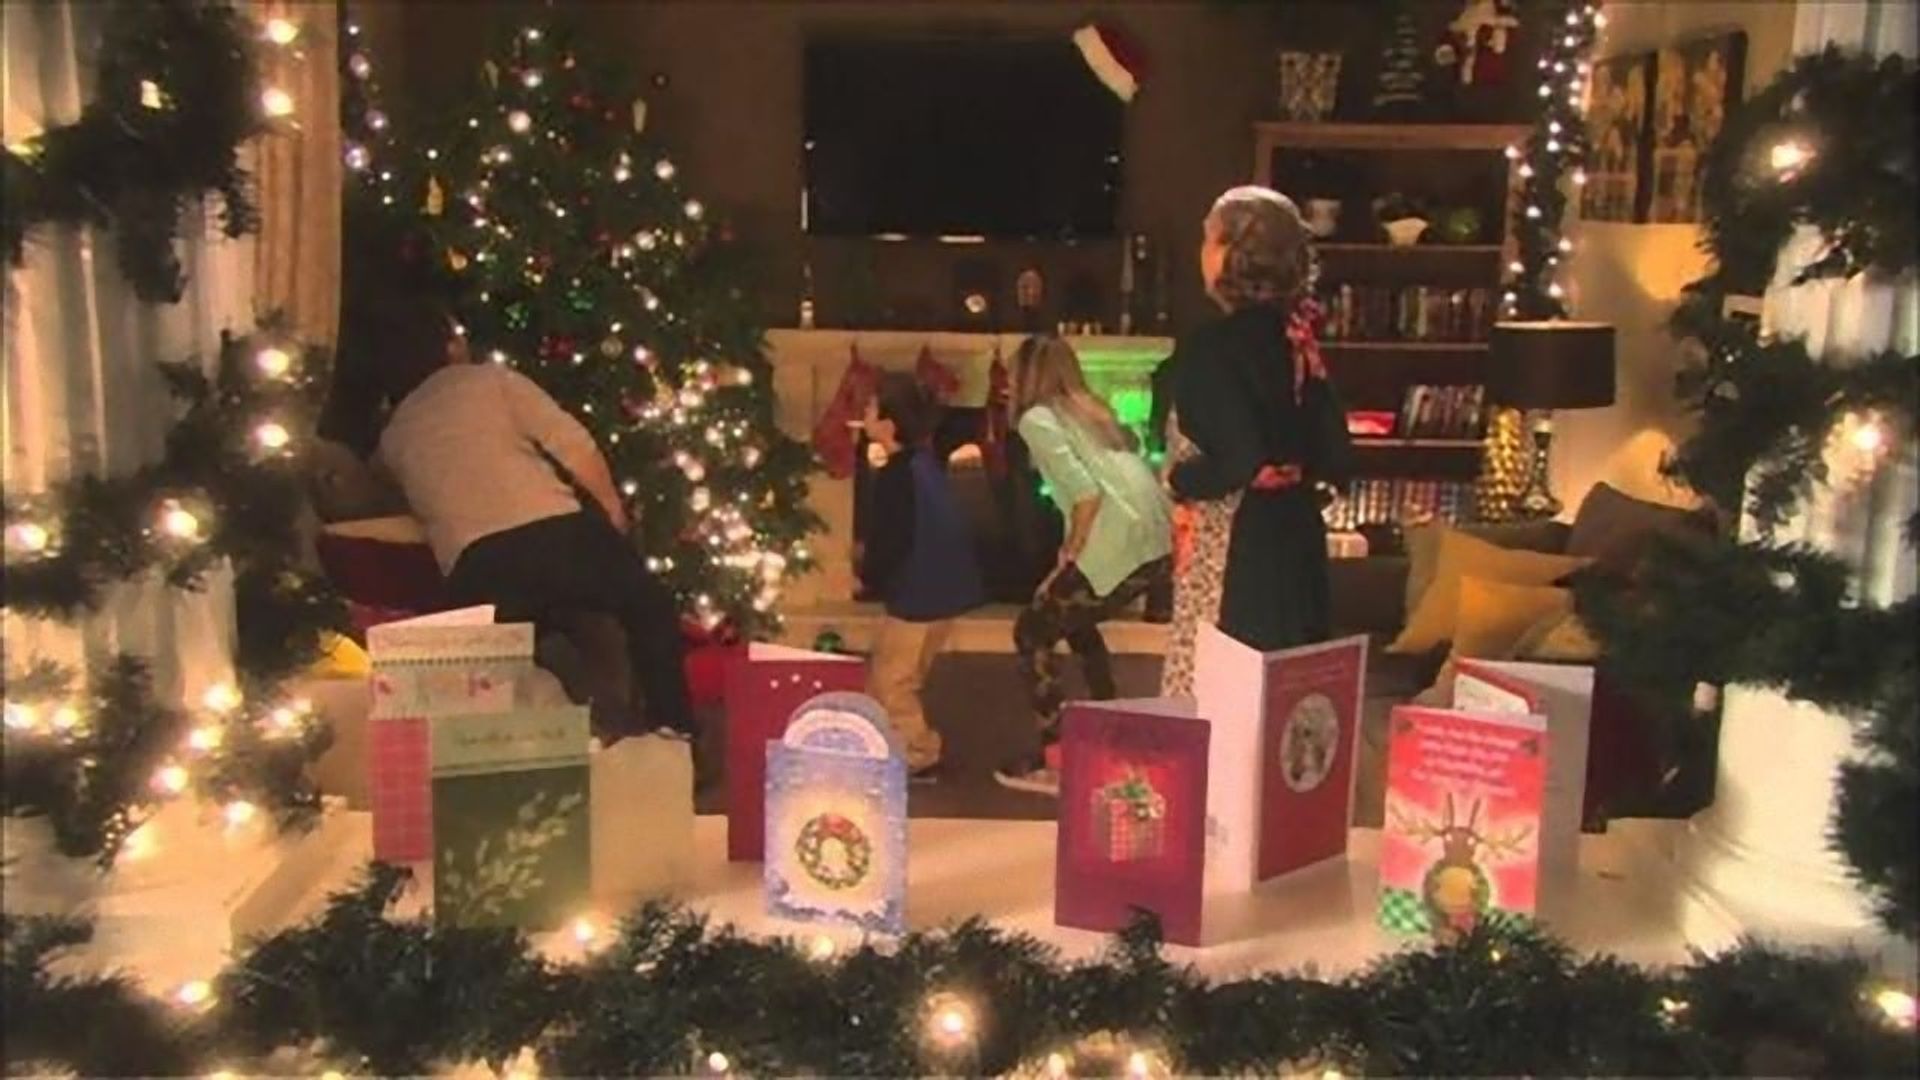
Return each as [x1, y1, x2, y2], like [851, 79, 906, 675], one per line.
[1503, 0, 1601, 319]
[399, 17, 820, 636]
[0, 0, 274, 302]
[3, 866, 1915, 1077]
[1575, 49, 1919, 933]
[1, 318, 345, 861]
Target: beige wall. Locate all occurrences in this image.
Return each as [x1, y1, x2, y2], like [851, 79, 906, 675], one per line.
[1551, 1, 1796, 513]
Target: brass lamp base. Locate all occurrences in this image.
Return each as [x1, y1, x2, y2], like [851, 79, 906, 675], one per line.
[1515, 411, 1561, 520]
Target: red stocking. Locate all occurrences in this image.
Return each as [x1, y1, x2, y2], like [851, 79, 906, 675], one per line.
[811, 342, 878, 479]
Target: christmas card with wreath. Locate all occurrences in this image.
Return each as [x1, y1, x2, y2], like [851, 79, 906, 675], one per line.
[764, 692, 907, 935]
[1452, 659, 1593, 889]
[367, 606, 535, 863]
[1378, 705, 1546, 944]
[430, 705, 591, 931]
[1191, 626, 1368, 889]
[1055, 699, 1210, 946]
[726, 643, 866, 862]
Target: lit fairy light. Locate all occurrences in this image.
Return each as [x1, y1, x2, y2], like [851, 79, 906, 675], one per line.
[186, 724, 224, 753]
[6, 520, 52, 555]
[655, 158, 676, 181]
[261, 87, 296, 118]
[174, 980, 215, 1008]
[263, 17, 300, 45]
[4, 702, 40, 732]
[508, 110, 533, 134]
[522, 69, 544, 89]
[140, 80, 166, 109]
[156, 499, 202, 541]
[345, 144, 371, 171]
[684, 199, 705, 220]
[152, 764, 190, 796]
[223, 800, 258, 828]
[1851, 419, 1885, 454]
[254, 420, 292, 452]
[571, 915, 599, 947]
[1875, 987, 1917, 1028]
[806, 934, 836, 961]
[1127, 1051, 1153, 1077]
[1770, 140, 1812, 175]
[348, 53, 372, 80]
[705, 1052, 730, 1074]
[926, 993, 976, 1046]
[367, 110, 389, 132]
[203, 683, 242, 714]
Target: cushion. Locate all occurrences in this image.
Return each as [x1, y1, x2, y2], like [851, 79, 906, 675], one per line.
[1390, 528, 1590, 654]
[316, 517, 448, 613]
[1566, 482, 1713, 579]
[1403, 519, 1572, 617]
[1450, 577, 1575, 660]
[1513, 610, 1602, 662]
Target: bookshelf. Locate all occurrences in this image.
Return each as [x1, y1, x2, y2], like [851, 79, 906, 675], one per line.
[1255, 121, 1528, 543]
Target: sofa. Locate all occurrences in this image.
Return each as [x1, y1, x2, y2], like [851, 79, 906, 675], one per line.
[1332, 482, 1720, 828]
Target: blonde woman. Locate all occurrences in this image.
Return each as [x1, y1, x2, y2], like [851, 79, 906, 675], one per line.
[1159, 185, 1348, 698]
[995, 336, 1172, 795]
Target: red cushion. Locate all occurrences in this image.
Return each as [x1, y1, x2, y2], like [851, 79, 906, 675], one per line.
[317, 532, 449, 613]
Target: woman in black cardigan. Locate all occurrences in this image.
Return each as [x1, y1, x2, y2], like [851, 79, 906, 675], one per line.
[1159, 186, 1347, 689]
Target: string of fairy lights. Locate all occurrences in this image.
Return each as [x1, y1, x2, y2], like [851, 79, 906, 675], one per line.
[1, 14, 328, 860]
[1502, 1, 1604, 320]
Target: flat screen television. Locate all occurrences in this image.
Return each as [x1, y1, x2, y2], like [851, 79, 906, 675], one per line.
[803, 38, 1123, 239]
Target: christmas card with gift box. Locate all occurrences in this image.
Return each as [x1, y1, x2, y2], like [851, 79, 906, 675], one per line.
[764, 692, 907, 935]
[1192, 625, 1368, 888]
[1452, 659, 1593, 888]
[1055, 699, 1210, 946]
[431, 705, 591, 931]
[367, 606, 536, 863]
[726, 643, 866, 861]
[1377, 705, 1547, 943]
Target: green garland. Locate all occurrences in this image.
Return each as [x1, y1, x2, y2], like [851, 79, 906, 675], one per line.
[1506, 0, 1599, 320]
[0, 0, 267, 302]
[1575, 49, 1918, 933]
[3, 866, 1913, 1077]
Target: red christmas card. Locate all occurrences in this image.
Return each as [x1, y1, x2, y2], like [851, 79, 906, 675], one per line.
[1056, 699, 1210, 946]
[1193, 626, 1367, 888]
[1378, 705, 1547, 943]
[1453, 659, 1593, 886]
[724, 643, 865, 861]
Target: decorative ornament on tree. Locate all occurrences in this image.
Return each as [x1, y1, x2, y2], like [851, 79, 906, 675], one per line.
[1072, 22, 1149, 102]
[813, 629, 846, 655]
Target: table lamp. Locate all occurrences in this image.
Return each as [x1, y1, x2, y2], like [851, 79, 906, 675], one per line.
[1486, 321, 1616, 519]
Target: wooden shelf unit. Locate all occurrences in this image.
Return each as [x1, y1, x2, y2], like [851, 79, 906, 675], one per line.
[1256, 121, 1523, 507]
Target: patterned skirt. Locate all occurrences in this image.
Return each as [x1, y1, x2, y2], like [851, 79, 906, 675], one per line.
[1159, 411, 1240, 699]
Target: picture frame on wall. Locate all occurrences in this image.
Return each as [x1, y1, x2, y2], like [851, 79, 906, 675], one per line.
[1580, 51, 1656, 223]
[1648, 30, 1747, 223]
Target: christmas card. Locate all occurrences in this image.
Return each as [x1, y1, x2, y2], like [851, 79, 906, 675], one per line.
[764, 692, 907, 935]
[366, 606, 535, 863]
[1378, 705, 1547, 943]
[430, 705, 591, 931]
[1192, 626, 1368, 889]
[725, 643, 867, 861]
[1453, 659, 1593, 885]
[1055, 699, 1210, 947]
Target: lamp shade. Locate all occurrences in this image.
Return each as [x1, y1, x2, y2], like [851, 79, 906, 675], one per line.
[1486, 321, 1617, 410]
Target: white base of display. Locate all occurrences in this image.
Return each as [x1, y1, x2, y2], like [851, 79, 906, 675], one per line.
[2, 798, 356, 991]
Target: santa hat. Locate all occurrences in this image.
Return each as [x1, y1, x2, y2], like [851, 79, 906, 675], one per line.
[1073, 22, 1148, 102]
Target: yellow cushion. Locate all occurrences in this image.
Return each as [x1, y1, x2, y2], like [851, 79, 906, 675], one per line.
[1389, 529, 1591, 654]
[1449, 577, 1575, 660]
[308, 632, 371, 679]
[1514, 610, 1602, 662]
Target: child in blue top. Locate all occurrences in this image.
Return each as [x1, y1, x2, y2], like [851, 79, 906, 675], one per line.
[859, 373, 984, 779]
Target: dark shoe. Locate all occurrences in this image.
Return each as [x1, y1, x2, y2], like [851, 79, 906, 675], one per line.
[910, 761, 942, 784]
[651, 726, 694, 743]
[994, 754, 1059, 796]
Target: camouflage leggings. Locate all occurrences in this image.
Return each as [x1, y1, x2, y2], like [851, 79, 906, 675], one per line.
[1015, 556, 1173, 743]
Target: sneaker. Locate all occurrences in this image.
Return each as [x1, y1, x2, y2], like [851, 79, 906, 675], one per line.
[910, 761, 942, 784]
[650, 726, 694, 743]
[994, 754, 1059, 796]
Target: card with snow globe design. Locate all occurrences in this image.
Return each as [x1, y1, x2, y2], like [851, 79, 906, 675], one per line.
[764, 691, 906, 935]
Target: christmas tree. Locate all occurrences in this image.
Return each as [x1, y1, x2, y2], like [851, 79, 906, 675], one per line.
[403, 18, 818, 635]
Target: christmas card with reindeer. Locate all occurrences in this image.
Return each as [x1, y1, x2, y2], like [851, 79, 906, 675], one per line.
[430, 705, 591, 931]
[764, 692, 907, 935]
[1055, 699, 1211, 946]
[367, 605, 535, 864]
[725, 643, 866, 862]
[1452, 660, 1593, 885]
[1378, 705, 1546, 943]
[1192, 625, 1368, 888]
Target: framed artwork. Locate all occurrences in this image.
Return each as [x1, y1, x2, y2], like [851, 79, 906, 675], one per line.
[1648, 31, 1747, 223]
[1580, 51, 1656, 223]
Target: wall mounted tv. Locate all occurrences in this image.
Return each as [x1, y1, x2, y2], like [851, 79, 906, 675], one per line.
[803, 37, 1123, 240]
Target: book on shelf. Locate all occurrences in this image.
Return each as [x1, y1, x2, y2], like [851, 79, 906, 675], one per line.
[1324, 479, 1478, 531]
[1321, 284, 1495, 343]
[1397, 384, 1486, 439]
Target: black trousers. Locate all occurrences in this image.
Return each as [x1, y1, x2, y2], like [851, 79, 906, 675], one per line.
[445, 512, 693, 737]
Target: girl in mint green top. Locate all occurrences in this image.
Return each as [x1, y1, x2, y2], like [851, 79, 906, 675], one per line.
[994, 337, 1174, 796]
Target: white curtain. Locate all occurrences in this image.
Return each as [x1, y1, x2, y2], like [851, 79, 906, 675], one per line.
[2, 0, 253, 708]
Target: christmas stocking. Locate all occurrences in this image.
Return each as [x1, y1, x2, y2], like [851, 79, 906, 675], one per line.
[915, 344, 959, 404]
[812, 343, 877, 479]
